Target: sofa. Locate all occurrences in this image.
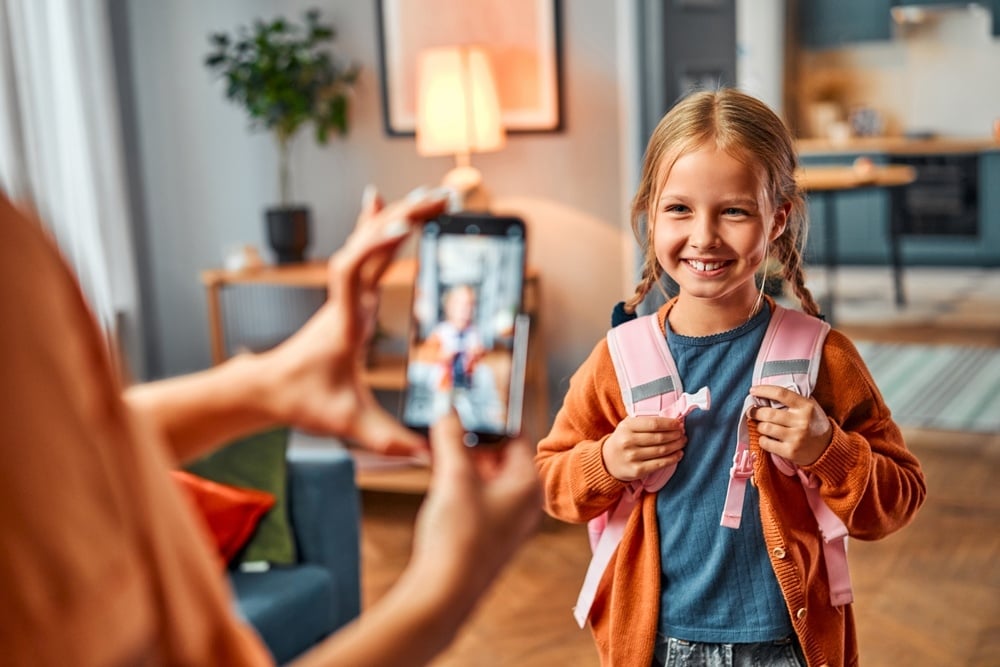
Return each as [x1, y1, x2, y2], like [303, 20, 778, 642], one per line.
[229, 446, 361, 664]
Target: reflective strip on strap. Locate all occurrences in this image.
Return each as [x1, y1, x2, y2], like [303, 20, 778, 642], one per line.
[630, 376, 676, 403]
[760, 358, 810, 378]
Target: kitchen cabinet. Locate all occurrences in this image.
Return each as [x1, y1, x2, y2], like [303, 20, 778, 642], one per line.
[983, 152, 1000, 223]
[900, 0, 1000, 35]
[800, 1, 1000, 48]
[800, 150, 1000, 267]
[893, 151, 998, 266]
[889, 0, 1000, 36]
[798, 0, 893, 50]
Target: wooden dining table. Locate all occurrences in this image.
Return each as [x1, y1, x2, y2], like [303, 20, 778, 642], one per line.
[794, 163, 917, 323]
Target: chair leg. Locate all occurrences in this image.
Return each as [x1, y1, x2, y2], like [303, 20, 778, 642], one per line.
[888, 187, 907, 307]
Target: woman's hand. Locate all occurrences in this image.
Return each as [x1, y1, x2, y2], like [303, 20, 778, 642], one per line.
[748, 385, 833, 467]
[411, 412, 542, 588]
[263, 186, 448, 457]
[123, 186, 449, 464]
[296, 411, 541, 667]
[601, 415, 687, 482]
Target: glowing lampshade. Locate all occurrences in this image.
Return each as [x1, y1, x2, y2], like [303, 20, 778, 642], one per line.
[416, 45, 505, 159]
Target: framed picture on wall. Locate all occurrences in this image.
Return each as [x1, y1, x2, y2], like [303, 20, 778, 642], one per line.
[375, 0, 563, 136]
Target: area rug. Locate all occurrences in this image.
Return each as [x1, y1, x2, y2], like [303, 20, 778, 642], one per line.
[853, 341, 1000, 434]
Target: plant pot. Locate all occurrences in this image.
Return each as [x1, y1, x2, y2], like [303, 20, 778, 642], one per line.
[266, 206, 311, 264]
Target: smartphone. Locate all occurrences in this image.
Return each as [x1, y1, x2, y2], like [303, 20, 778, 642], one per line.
[401, 213, 528, 446]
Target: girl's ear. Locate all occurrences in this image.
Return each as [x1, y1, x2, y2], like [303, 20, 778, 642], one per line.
[769, 202, 791, 242]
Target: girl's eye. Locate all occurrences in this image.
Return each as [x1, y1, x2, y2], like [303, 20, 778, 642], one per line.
[723, 207, 750, 217]
[663, 204, 689, 214]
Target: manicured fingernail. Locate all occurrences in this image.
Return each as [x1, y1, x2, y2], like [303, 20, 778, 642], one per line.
[362, 184, 378, 210]
[405, 186, 449, 205]
[405, 186, 430, 202]
[383, 218, 411, 239]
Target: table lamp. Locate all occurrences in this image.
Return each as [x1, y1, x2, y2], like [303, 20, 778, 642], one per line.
[416, 45, 506, 211]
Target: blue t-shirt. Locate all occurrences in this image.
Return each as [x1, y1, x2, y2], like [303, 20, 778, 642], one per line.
[656, 306, 794, 643]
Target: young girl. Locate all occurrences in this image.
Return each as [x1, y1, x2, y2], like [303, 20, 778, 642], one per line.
[535, 89, 926, 667]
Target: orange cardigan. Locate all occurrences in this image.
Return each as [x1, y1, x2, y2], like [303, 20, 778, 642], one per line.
[535, 301, 926, 667]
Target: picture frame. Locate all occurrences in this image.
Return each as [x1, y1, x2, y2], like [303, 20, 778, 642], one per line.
[375, 0, 563, 136]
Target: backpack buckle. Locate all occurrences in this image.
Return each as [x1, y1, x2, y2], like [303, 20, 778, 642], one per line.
[730, 448, 755, 479]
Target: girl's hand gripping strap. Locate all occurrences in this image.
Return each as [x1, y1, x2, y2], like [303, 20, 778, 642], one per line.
[574, 315, 710, 628]
[720, 306, 852, 606]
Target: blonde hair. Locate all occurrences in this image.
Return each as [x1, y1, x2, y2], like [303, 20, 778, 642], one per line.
[625, 88, 821, 317]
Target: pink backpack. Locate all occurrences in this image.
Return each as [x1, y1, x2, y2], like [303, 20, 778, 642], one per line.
[573, 304, 852, 629]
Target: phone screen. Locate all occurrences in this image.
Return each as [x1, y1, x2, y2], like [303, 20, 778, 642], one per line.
[402, 213, 527, 445]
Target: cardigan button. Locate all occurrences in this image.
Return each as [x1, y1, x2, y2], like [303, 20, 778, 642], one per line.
[772, 546, 787, 559]
[796, 607, 807, 620]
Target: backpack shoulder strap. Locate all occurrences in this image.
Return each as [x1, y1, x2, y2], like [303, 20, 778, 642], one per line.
[576, 314, 709, 628]
[721, 304, 830, 529]
[754, 304, 830, 397]
[720, 305, 853, 606]
[605, 313, 710, 492]
[606, 313, 683, 416]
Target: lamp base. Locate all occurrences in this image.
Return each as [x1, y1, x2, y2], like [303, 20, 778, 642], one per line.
[442, 165, 491, 212]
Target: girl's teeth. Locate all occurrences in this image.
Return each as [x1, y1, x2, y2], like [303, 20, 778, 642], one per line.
[690, 260, 724, 271]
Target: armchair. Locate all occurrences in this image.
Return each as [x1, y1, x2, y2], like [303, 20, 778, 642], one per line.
[229, 446, 361, 664]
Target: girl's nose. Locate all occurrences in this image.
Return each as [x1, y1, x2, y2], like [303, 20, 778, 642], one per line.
[689, 214, 720, 249]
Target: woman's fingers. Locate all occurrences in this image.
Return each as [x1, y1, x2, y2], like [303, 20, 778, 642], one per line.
[326, 187, 448, 342]
[333, 188, 448, 294]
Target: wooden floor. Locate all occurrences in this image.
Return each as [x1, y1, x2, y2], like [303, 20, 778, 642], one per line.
[357, 271, 1000, 667]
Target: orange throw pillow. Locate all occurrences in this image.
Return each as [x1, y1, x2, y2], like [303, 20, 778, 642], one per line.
[171, 469, 276, 566]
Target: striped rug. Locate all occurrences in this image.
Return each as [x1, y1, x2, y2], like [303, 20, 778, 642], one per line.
[854, 342, 1000, 434]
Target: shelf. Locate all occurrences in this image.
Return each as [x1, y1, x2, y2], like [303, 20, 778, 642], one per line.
[201, 257, 421, 290]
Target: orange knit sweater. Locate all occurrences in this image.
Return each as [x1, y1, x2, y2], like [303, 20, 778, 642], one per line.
[536, 300, 926, 667]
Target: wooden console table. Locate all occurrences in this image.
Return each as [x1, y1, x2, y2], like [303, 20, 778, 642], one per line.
[199, 259, 549, 491]
[200, 259, 422, 389]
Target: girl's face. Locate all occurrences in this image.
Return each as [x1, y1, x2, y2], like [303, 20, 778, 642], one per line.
[444, 286, 475, 328]
[652, 144, 786, 315]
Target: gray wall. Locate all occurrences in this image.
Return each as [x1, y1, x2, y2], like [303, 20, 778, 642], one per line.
[118, 0, 634, 416]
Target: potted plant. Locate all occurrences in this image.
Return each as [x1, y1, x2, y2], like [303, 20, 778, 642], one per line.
[204, 9, 360, 264]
